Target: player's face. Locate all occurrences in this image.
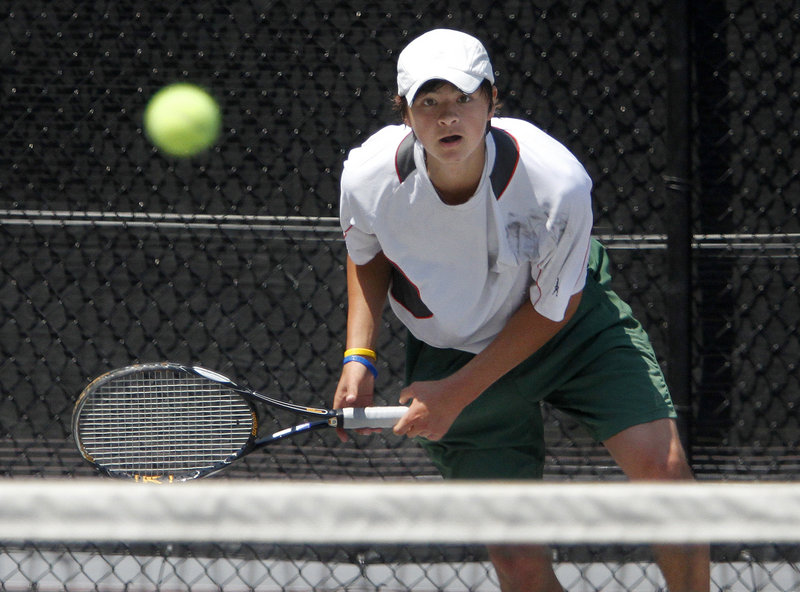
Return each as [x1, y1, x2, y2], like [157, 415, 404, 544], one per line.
[405, 83, 496, 174]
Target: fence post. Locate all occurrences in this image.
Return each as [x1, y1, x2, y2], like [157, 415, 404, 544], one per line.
[664, 0, 693, 459]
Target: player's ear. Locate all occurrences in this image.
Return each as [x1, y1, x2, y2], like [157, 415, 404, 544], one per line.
[402, 106, 412, 127]
[393, 94, 411, 126]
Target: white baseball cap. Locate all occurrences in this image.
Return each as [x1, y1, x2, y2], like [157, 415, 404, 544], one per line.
[397, 29, 495, 103]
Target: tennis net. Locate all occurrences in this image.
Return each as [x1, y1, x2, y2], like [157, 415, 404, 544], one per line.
[2, 479, 799, 591]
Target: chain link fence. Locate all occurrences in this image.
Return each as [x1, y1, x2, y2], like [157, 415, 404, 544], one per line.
[1, 0, 799, 589]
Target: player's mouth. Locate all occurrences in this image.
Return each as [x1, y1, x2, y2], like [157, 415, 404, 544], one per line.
[439, 134, 462, 145]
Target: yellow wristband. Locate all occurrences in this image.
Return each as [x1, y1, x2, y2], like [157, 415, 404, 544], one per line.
[344, 347, 376, 361]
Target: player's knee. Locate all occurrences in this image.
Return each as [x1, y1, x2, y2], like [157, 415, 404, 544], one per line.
[636, 445, 694, 481]
[606, 419, 695, 481]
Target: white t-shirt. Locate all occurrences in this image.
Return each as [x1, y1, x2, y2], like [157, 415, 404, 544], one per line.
[339, 117, 593, 354]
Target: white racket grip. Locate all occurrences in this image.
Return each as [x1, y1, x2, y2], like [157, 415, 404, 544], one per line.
[340, 406, 408, 430]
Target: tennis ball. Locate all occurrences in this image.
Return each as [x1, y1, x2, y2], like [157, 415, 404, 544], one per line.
[143, 83, 221, 157]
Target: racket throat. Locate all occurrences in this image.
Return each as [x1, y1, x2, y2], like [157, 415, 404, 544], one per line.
[268, 418, 337, 442]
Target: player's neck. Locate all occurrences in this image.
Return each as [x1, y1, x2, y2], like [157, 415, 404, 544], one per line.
[425, 147, 485, 206]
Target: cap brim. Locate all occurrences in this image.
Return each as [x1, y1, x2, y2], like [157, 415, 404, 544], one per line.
[404, 69, 484, 103]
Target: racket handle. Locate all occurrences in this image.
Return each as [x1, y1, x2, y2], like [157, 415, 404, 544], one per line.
[340, 406, 407, 430]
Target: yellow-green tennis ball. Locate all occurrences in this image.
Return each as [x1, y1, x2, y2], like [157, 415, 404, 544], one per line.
[144, 83, 221, 157]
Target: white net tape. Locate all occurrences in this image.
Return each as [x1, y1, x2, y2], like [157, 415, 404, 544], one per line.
[2, 479, 798, 545]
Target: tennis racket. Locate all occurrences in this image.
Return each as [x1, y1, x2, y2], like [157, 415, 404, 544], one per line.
[72, 362, 407, 482]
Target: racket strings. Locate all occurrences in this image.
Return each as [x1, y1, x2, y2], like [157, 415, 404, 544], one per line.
[77, 370, 255, 475]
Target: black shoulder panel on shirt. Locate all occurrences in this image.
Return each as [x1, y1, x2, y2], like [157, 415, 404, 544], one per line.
[488, 127, 520, 199]
[395, 132, 417, 183]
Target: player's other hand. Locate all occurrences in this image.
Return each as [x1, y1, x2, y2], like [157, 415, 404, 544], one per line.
[394, 379, 462, 441]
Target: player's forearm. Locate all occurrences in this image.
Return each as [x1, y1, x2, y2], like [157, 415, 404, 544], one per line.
[345, 253, 392, 349]
[446, 292, 583, 403]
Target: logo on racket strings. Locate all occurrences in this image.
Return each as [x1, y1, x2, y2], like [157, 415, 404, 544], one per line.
[134, 474, 175, 484]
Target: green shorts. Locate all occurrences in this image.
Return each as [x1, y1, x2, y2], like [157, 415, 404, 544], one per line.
[406, 240, 676, 480]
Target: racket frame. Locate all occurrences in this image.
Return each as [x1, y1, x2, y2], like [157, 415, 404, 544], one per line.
[72, 362, 393, 482]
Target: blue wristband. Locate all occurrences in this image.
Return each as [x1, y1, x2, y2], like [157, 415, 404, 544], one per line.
[343, 354, 378, 378]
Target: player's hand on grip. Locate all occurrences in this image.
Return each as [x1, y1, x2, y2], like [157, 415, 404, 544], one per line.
[333, 360, 379, 441]
[394, 379, 463, 441]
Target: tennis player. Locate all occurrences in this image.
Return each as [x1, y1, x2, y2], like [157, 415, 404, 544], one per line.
[334, 29, 709, 591]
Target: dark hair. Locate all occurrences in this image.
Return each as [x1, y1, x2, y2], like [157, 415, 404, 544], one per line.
[392, 79, 498, 120]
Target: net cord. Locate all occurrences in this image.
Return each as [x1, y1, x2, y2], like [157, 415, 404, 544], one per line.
[1, 480, 798, 545]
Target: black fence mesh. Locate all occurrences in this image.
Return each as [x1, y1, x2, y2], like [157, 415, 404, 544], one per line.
[1, 0, 799, 589]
